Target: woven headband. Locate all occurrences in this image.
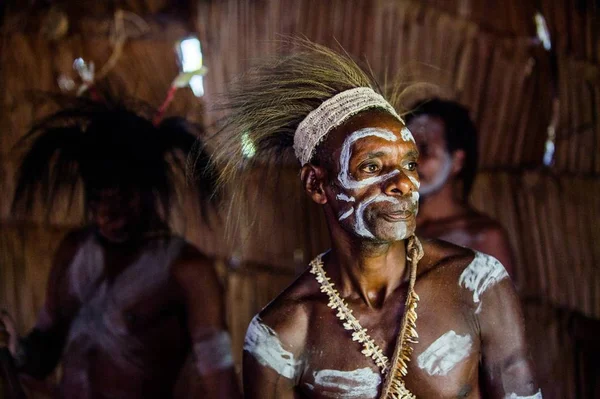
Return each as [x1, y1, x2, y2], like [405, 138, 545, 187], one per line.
[293, 87, 403, 165]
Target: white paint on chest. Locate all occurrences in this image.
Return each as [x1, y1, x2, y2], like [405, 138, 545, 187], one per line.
[193, 330, 234, 375]
[417, 330, 473, 376]
[244, 315, 299, 379]
[311, 367, 381, 398]
[505, 390, 543, 399]
[458, 252, 509, 313]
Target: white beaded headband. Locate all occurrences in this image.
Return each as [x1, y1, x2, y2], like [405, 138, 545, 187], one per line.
[293, 87, 403, 165]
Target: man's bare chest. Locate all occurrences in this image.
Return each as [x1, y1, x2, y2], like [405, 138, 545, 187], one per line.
[297, 295, 481, 398]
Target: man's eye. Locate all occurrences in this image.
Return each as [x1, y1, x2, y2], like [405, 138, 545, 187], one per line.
[361, 163, 380, 173]
[406, 162, 418, 171]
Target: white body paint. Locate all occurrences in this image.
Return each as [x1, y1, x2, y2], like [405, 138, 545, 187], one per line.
[408, 175, 420, 189]
[244, 315, 299, 379]
[419, 150, 452, 196]
[193, 330, 234, 375]
[417, 331, 473, 376]
[311, 367, 381, 398]
[459, 252, 509, 313]
[62, 233, 185, 396]
[505, 390, 543, 399]
[400, 126, 415, 143]
[338, 128, 399, 191]
[336, 128, 418, 239]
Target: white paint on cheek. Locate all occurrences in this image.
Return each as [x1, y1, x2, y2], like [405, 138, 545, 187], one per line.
[400, 126, 415, 143]
[193, 330, 234, 375]
[459, 252, 509, 313]
[313, 367, 381, 398]
[420, 151, 452, 196]
[338, 207, 354, 221]
[504, 390, 543, 399]
[336, 193, 355, 202]
[338, 128, 399, 190]
[408, 175, 420, 189]
[354, 194, 397, 238]
[417, 330, 473, 376]
[243, 315, 299, 379]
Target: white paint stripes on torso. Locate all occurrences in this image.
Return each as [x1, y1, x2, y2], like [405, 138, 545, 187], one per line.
[417, 330, 473, 376]
[309, 367, 381, 398]
[458, 251, 509, 313]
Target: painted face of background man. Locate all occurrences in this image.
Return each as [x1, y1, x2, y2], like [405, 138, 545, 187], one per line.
[325, 111, 420, 242]
[406, 114, 453, 197]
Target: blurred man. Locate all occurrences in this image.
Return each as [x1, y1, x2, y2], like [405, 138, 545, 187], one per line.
[406, 99, 515, 277]
[0, 94, 240, 398]
[213, 41, 540, 398]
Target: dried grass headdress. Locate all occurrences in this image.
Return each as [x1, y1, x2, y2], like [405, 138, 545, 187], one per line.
[12, 90, 218, 226]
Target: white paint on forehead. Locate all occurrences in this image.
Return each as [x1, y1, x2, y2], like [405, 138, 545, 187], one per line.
[338, 128, 399, 191]
[313, 367, 381, 398]
[336, 193, 356, 202]
[400, 126, 415, 143]
[193, 330, 234, 375]
[504, 390, 543, 399]
[244, 315, 299, 380]
[338, 207, 354, 221]
[459, 252, 509, 313]
[408, 175, 420, 189]
[417, 330, 473, 376]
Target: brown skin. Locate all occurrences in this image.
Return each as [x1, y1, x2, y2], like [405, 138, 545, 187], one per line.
[407, 114, 515, 277]
[0, 189, 240, 399]
[243, 110, 538, 398]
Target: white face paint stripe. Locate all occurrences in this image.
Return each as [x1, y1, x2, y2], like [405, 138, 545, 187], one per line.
[419, 150, 452, 196]
[338, 207, 354, 221]
[354, 194, 399, 238]
[338, 128, 399, 191]
[504, 390, 543, 399]
[243, 315, 299, 379]
[313, 368, 381, 398]
[193, 331, 234, 375]
[458, 252, 509, 313]
[400, 126, 415, 143]
[417, 331, 473, 376]
[336, 193, 355, 202]
[408, 175, 420, 189]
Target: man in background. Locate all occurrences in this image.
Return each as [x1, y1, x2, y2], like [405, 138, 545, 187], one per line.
[406, 98, 515, 277]
[0, 93, 240, 398]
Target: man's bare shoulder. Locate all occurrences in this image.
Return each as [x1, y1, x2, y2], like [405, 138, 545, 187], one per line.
[254, 268, 321, 351]
[418, 237, 474, 278]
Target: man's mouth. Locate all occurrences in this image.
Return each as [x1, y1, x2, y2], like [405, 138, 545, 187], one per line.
[380, 210, 414, 222]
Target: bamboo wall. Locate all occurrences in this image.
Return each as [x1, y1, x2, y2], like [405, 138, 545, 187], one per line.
[1, 0, 599, 398]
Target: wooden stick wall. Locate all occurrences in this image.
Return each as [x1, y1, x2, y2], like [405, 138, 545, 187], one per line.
[0, 0, 598, 397]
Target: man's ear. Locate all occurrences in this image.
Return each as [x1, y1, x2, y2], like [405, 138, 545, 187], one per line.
[300, 164, 328, 205]
[451, 149, 466, 176]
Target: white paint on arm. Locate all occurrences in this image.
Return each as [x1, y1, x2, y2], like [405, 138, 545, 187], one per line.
[504, 390, 543, 399]
[243, 315, 300, 380]
[193, 330, 234, 375]
[417, 331, 473, 376]
[312, 367, 381, 398]
[458, 252, 509, 313]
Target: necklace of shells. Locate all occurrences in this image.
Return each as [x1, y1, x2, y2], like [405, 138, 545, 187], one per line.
[309, 235, 423, 399]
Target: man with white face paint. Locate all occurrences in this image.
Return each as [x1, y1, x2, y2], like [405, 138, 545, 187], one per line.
[405, 98, 515, 277]
[214, 40, 540, 399]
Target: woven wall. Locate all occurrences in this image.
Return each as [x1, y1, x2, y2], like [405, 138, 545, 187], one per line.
[0, 0, 598, 398]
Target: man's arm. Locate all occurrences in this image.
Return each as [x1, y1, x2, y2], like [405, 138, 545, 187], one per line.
[476, 257, 541, 398]
[476, 226, 516, 280]
[1, 230, 82, 379]
[171, 244, 241, 398]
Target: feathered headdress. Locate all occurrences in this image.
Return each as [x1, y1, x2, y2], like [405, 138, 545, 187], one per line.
[209, 39, 406, 236]
[12, 91, 217, 226]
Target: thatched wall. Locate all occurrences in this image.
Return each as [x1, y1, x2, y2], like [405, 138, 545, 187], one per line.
[1, 0, 599, 397]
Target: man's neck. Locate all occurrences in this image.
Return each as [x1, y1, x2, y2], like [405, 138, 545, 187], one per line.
[327, 235, 408, 309]
[418, 182, 468, 223]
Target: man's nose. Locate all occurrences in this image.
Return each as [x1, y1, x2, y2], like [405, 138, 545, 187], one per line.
[384, 170, 414, 196]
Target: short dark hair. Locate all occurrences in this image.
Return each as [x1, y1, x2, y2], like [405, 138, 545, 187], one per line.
[405, 98, 478, 200]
